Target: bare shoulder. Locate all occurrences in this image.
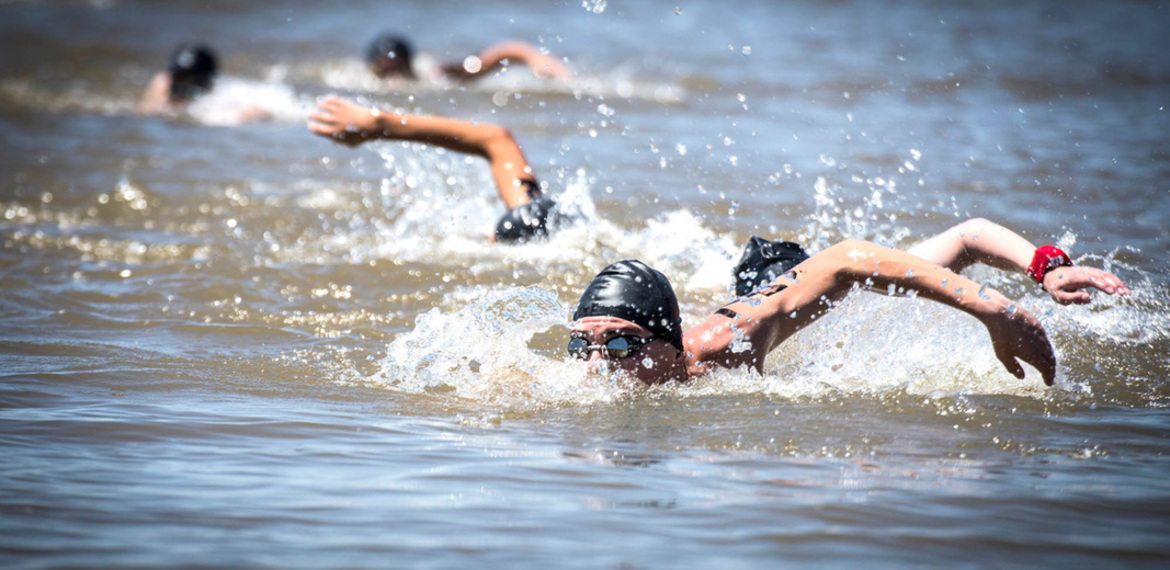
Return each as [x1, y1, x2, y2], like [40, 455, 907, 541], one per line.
[138, 72, 173, 114]
[682, 303, 779, 376]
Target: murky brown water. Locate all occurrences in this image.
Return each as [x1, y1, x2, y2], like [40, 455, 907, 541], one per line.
[2, 0, 1168, 567]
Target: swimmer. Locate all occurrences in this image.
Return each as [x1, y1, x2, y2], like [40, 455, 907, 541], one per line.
[138, 43, 271, 122]
[308, 96, 568, 243]
[365, 32, 571, 83]
[573, 226, 1128, 386]
[139, 43, 219, 114]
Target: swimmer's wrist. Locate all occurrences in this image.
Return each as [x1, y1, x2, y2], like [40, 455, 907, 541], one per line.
[966, 286, 1013, 323]
[1025, 245, 1072, 284]
[370, 112, 396, 137]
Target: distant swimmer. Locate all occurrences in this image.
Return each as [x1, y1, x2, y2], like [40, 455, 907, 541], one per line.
[365, 32, 572, 84]
[308, 96, 572, 243]
[570, 222, 1127, 386]
[138, 43, 271, 122]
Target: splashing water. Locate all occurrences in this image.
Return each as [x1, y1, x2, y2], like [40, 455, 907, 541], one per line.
[369, 286, 647, 409]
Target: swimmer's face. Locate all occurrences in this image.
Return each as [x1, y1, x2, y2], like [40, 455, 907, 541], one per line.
[569, 316, 682, 385]
[169, 73, 212, 102]
[371, 55, 409, 79]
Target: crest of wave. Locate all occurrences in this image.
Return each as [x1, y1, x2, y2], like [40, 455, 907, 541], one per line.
[372, 286, 643, 409]
[0, 77, 134, 115]
[477, 61, 688, 104]
[477, 206, 742, 295]
[309, 54, 687, 104]
[317, 58, 427, 93]
[365, 270, 1154, 408]
[1044, 250, 1169, 346]
[188, 77, 311, 126]
[292, 155, 742, 288]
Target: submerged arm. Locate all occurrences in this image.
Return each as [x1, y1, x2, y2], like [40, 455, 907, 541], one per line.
[690, 239, 1056, 384]
[308, 96, 536, 209]
[908, 218, 1128, 304]
[441, 41, 571, 81]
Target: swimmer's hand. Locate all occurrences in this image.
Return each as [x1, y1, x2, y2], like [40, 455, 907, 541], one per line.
[978, 300, 1057, 386]
[308, 96, 384, 147]
[1042, 266, 1129, 305]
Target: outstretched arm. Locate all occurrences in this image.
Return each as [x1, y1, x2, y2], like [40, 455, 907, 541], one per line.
[908, 218, 1128, 305]
[441, 41, 571, 81]
[690, 239, 1056, 385]
[308, 96, 537, 209]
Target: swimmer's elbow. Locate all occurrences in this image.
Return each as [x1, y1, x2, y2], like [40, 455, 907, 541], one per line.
[482, 124, 516, 145]
[820, 239, 880, 281]
[480, 125, 522, 157]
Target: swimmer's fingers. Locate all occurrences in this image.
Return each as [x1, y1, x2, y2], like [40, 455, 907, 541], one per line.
[1043, 266, 1130, 305]
[308, 97, 379, 147]
[1048, 289, 1092, 305]
[986, 308, 1056, 386]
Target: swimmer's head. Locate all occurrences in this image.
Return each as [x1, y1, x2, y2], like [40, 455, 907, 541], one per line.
[167, 43, 218, 101]
[572, 260, 684, 351]
[733, 237, 809, 296]
[494, 196, 563, 243]
[366, 33, 415, 79]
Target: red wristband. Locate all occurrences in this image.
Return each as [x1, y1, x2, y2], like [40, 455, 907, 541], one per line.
[1025, 245, 1072, 283]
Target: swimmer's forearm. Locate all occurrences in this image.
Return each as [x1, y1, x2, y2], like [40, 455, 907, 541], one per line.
[909, 218, 1035, 274]
[366, 112, 501, 158]
[310, 97, 535, 209]
[829, 239, 1013, 321]
[310, 96, 501, 158]
[446, 41, 568, 80]
[371, 112, 535, 208]
[479, 42, 542, 71]
[908, 218, 1129, 303]
[714, 240, 1009, 355]
[830, 239, 1055, 384]
[722, 239, 1053, 383]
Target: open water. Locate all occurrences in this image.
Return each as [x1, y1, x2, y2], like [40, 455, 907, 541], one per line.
[2, 0, 1169, 567]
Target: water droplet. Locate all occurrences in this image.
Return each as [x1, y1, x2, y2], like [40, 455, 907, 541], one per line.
[581, 0, 606, 14]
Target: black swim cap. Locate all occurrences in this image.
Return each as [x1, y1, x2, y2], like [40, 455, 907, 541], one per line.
[733, 236, 809, 296]
[494, 196, 563, 243]
[168, 43, 218, 91]
[366, 33, 415, 70]
[573, 260, 684, 351]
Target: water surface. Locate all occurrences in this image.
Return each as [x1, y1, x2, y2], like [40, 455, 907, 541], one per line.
[2, 0, 1168, 567]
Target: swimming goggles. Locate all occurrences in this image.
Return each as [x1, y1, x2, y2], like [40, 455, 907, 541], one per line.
[567, 335, 650, 360]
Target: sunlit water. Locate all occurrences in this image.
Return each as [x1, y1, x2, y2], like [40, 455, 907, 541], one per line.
[2, 0, 1168, 567]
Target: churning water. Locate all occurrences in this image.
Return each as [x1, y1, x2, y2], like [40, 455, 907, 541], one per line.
[2, 0, 1168, 567]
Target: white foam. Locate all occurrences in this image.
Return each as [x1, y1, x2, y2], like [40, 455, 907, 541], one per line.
[187, 76, 311, 126]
